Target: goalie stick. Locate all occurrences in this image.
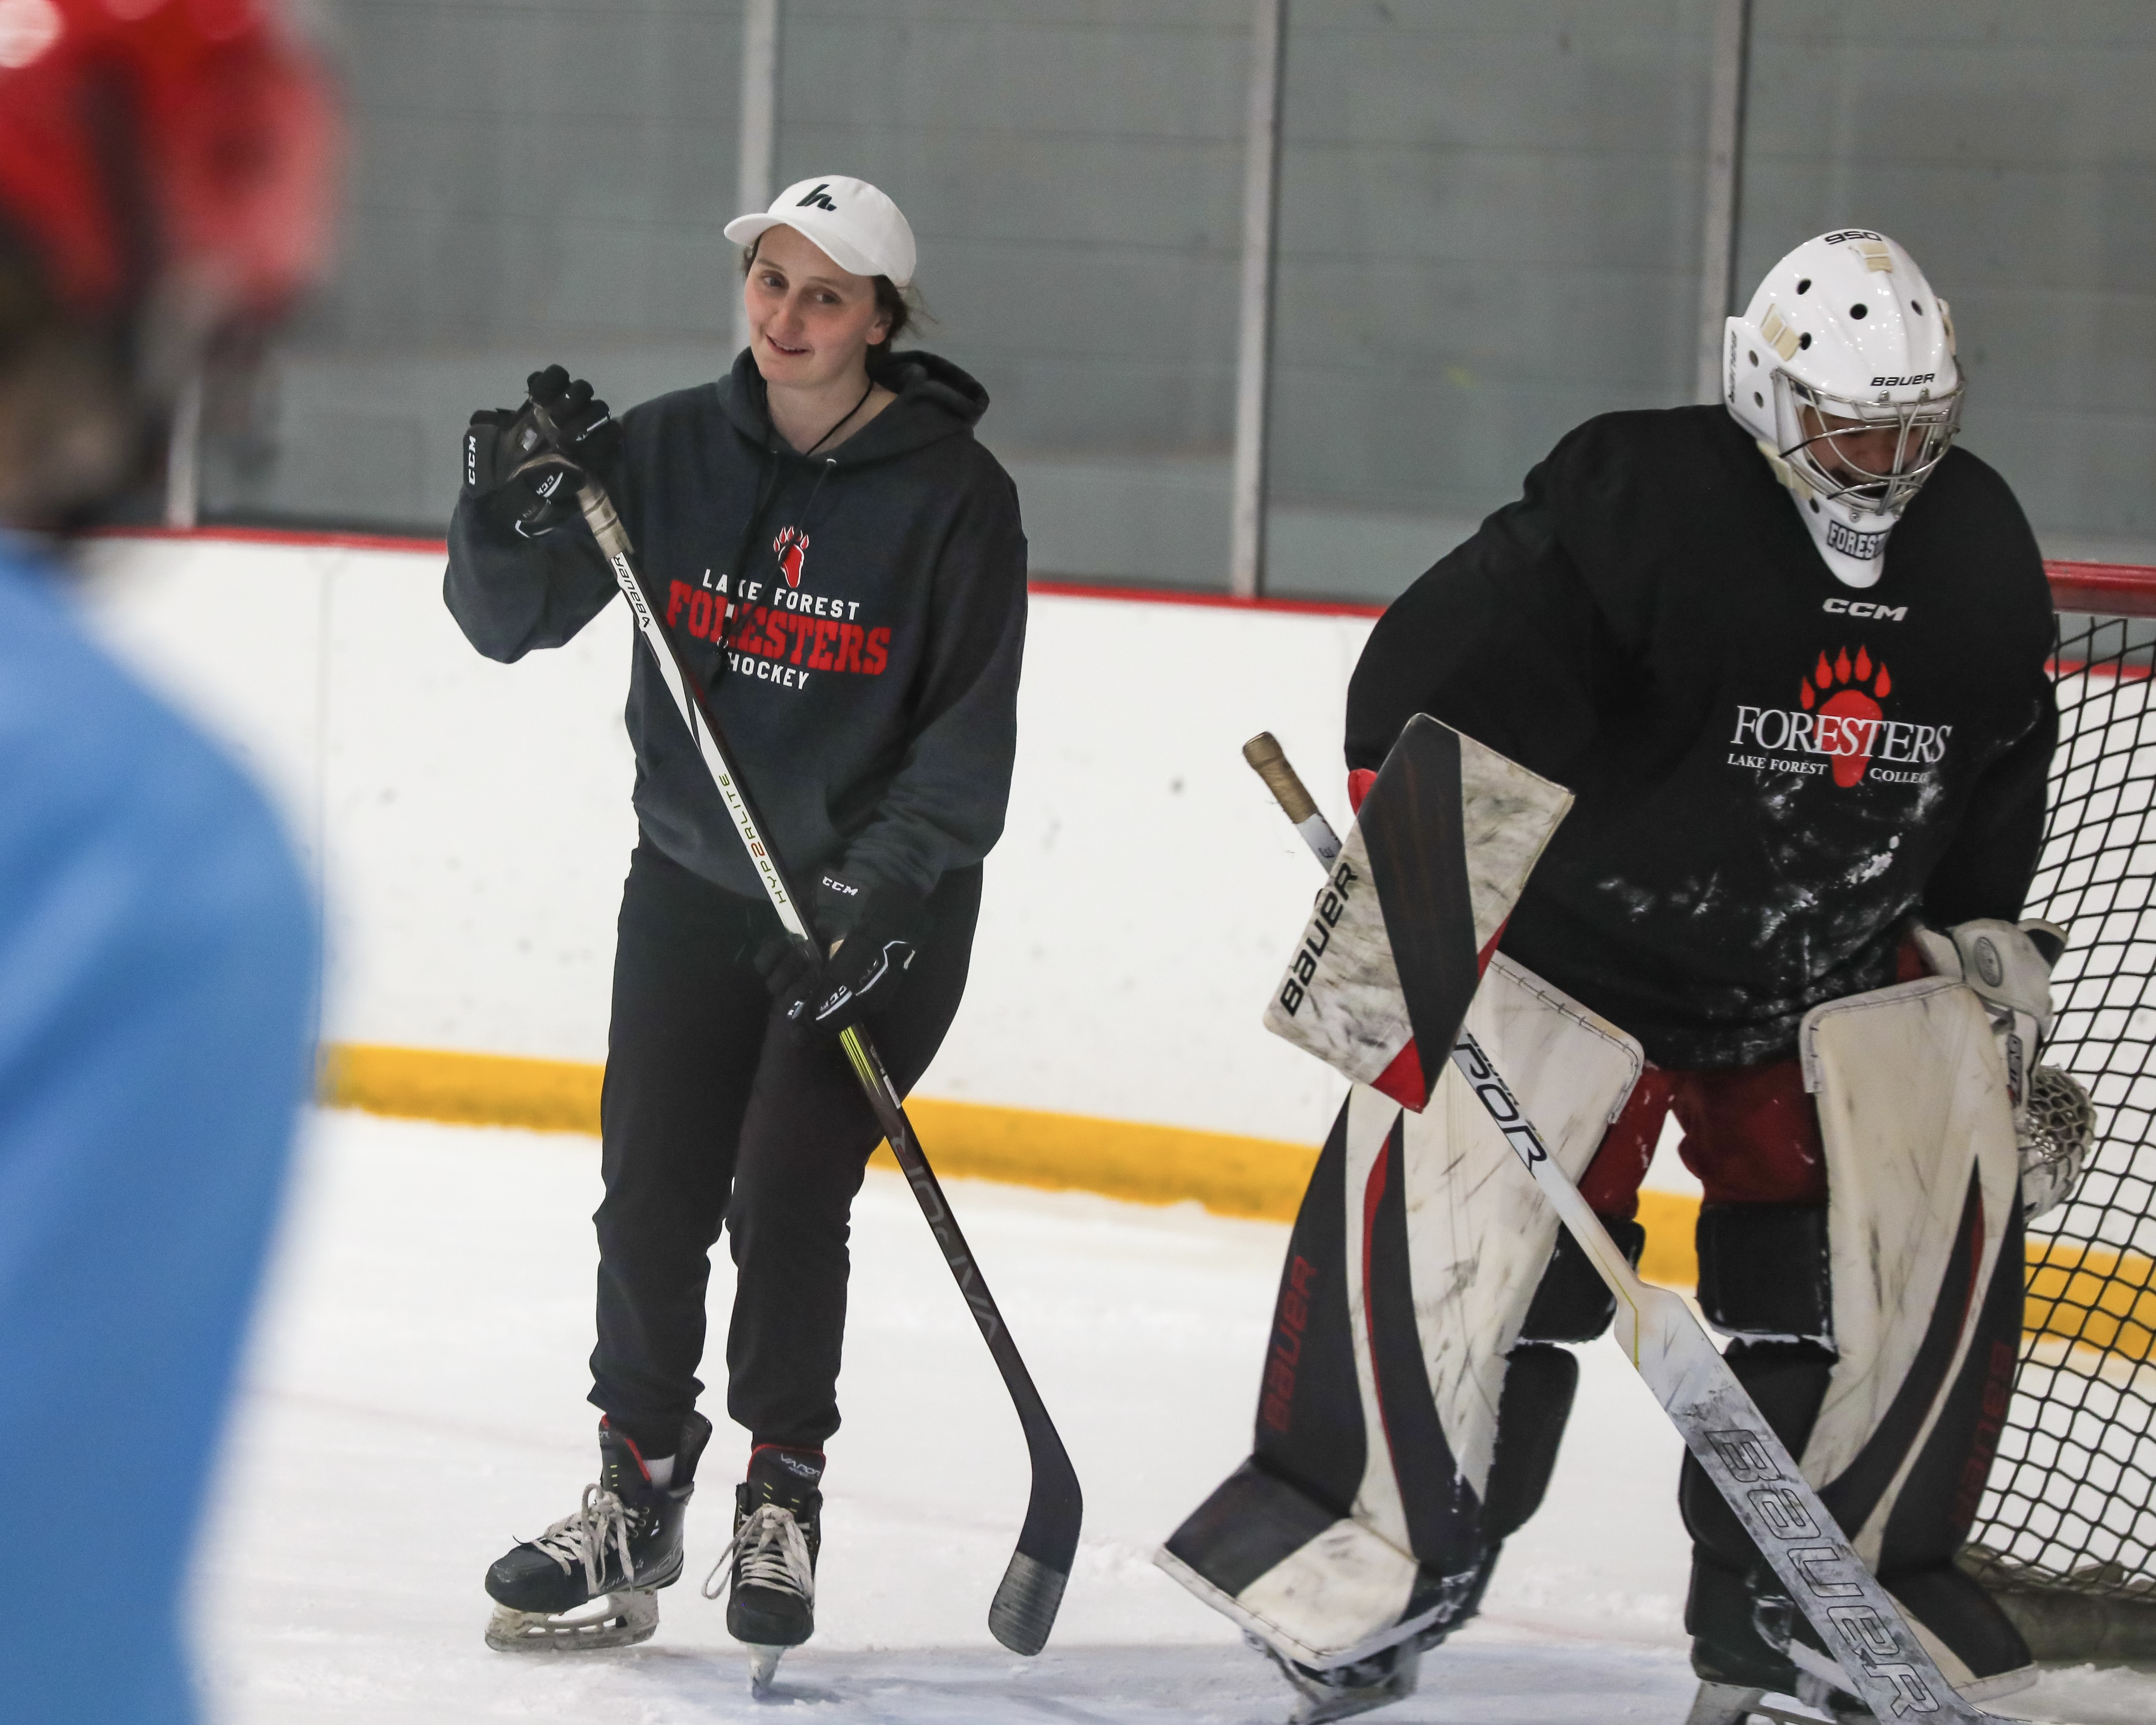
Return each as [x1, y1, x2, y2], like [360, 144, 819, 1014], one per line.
[524, 421, 1080, 1656]
[1243, 730, 2020, 1725]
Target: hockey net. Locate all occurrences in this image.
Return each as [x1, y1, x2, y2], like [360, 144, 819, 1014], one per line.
[1962, 562, 2156, 1657]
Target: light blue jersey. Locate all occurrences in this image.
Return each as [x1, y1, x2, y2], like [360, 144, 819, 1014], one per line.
[0, 539, 315, 1722]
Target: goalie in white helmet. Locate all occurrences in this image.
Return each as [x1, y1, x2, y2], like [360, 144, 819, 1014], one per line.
[1167, 230, 2081, 1725]
[1724, 229, 1963, 587]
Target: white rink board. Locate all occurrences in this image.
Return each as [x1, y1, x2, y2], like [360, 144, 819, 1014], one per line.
[73, 534, 1368, 1146]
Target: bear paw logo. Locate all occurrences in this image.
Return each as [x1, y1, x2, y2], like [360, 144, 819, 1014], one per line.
[774, 526, 808, 588]
[1801, 644, 1891, 788]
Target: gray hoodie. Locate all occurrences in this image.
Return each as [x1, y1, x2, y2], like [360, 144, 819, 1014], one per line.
[446, 349, 1027, 913]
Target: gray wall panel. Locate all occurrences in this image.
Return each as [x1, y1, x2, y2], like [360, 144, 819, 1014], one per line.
[1741, 0, 2156, 559]
[1261, 0, 1715, 581]
[773, 0, 1252, 465]
[322, 1, 743, 346]
[201, 0, 2156, 592]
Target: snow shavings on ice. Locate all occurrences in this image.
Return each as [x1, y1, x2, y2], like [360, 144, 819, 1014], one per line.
[187, 1112, 2156, 1723]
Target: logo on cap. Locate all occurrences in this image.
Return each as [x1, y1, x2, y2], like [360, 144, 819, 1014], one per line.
[796, 183, 840, 212]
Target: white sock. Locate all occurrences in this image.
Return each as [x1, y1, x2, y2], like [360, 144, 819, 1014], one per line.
[646, 1453, 676, 1489]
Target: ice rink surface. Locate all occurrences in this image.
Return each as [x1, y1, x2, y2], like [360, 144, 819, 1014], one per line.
[192, 1111, 2155, 1725]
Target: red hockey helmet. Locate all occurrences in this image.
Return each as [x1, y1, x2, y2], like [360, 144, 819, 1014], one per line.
[0, 0, 337, 330]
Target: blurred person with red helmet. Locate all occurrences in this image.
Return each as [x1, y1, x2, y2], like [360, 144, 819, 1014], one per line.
[0, 2, 335, 1717]
[0, 0, 334, 522]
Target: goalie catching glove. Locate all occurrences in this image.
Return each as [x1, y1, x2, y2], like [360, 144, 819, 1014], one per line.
[754, 874, 925, 1038]
[1913, 916, 2093, 1220]
[463, 365, 621, 537]
[2018, 1063, 2097, 1223]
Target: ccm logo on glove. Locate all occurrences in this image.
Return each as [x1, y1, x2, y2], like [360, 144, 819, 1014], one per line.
[462, 364, 621, 539]
[752, 874, 927, 1039]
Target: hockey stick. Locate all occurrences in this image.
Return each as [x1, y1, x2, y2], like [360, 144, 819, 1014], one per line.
[537, 445, 1079, 1655]
[1243, 731, 2014, 1725]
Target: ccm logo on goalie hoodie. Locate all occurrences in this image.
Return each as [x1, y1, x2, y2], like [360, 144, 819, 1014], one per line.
[1343, 403, 2056, 1071]
[445, 349, 1028, 908]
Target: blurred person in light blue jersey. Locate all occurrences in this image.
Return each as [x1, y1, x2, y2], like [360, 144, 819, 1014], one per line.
[0, 2, 338, 1719]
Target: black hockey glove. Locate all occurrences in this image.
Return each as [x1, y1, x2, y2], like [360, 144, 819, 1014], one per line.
[463, 365, 620, 538]
[753, 873, 926, 1038]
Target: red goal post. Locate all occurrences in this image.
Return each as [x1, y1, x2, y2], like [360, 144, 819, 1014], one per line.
[2049, 560, 2156, 620]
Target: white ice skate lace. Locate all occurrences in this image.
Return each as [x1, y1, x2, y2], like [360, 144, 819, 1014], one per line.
[701, 1503, 814, 1605]
[528, 1483, 636, 1595]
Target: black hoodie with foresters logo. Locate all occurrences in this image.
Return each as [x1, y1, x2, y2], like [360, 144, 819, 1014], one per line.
[1346, 403, 2057, 1070]
[445, 349, 1026, 909]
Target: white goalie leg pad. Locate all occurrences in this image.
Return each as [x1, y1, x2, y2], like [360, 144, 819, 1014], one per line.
[1797, 975, 2031, 1696]
[1400, 956, 1644, 1504]
[1160, 956, 1641, 1669]
[1798, 977, 2019, 1533]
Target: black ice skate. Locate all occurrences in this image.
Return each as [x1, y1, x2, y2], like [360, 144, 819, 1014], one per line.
[1253, 1633, 1423, 1725]
[1685, 1548, 2034, 1725]
[1686, 1589, 1871, 1725]
[1681, 1681, 1904, 1725]
[705, 1442, 823, 1694]
[482, 1412, 711, 1652]
[1685, 1682, 1772, 1725]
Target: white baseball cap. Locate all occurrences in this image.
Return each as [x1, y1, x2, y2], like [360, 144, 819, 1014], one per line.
[724, 176, 917, 288]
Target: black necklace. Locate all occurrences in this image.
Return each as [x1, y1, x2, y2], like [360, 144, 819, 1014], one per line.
[800, 378, 878, 458]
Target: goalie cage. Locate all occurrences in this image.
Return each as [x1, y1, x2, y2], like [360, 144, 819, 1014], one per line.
[1961, 561, 2156, 1661]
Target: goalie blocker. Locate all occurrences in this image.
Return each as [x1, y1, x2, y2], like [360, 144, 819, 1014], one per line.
[1163, 717, 2046, 1714]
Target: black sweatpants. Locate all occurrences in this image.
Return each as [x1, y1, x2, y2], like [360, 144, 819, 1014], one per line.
[590, 840, 980, 1457]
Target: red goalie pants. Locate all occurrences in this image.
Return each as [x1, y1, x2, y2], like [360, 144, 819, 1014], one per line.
[1575, 1058, 1827, 1215]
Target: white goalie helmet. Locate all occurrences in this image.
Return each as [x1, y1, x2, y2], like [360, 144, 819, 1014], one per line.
[1724, 230, 1963, 587]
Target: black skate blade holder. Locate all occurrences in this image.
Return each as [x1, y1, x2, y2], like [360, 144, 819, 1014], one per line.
[517, 395, 1080, 1657]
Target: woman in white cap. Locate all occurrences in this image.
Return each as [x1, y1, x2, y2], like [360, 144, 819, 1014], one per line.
[446, 176, 1027, 1677]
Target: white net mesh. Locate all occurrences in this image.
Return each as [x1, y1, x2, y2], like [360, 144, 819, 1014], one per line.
[1969, 612, 2156, 1604]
